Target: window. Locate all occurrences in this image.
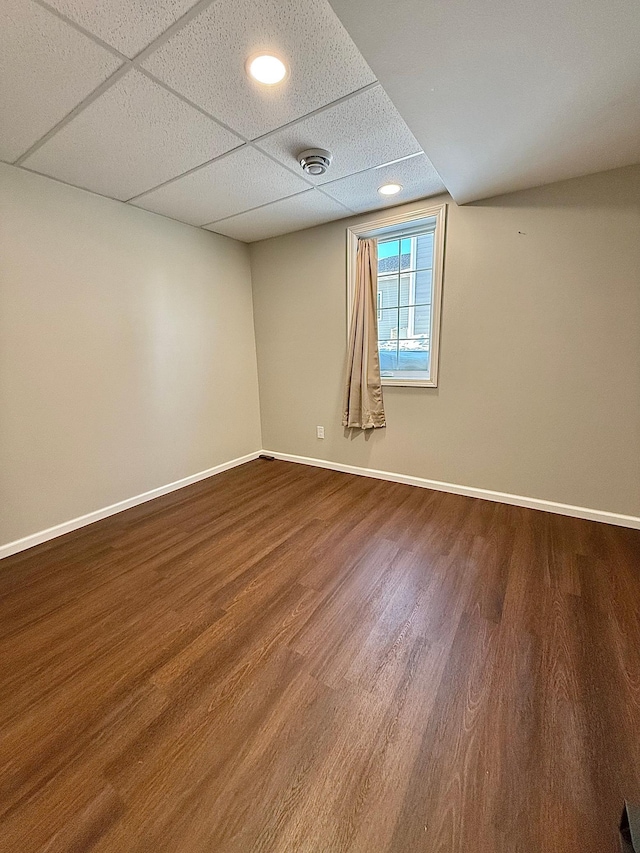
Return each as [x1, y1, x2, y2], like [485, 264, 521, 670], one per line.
[347, 203, 446, 387]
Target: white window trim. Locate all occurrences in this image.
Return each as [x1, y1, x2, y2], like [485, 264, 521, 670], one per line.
[346, 202, 447, 388]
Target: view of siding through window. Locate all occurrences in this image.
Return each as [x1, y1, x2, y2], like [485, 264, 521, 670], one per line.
[377, 227, 434, 379]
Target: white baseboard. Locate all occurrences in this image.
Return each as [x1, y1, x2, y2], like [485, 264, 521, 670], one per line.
[3, 447, 638, 560]
[263, 450, 640, 530]
[0, 451, 261, 560]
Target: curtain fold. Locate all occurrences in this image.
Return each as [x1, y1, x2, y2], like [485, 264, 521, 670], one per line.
[342, 238, 386, 429]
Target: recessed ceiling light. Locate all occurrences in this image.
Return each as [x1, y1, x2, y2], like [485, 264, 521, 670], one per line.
[246, 54, 288, 85]
[378, 183, 403, 196]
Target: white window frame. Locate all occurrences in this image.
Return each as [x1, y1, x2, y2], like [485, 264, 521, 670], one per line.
[346, 202, 447, 388]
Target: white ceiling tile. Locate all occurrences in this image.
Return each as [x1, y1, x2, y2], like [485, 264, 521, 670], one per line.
[322, 154, 446, 213]
[206, 190, 350, 242]
[257, 86, 421, 184]
[141, 0, 376, 139]
[131, 146, 311, 225]
[22, 70, 242, 201]
[0, 0, 122, 163]
[43, 0, 203, 58]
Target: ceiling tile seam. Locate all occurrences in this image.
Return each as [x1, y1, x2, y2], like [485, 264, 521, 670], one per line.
[19, 1, 236, 171]
[15, 162, 248, 235]
[245, 143, 318, 189]
[33, 0, 130, 61]
[130, 0, 218, 63]
[291, 149, 446, 210]
[201, 188, 342, 228]
[31, 0, 378, 146]
[376, 151, 446, 189]
[20, 6, 398, 198]
[12, 2, 430, 215]
[12, 56, 374, 201]
[319, 151, 425, 189]
[133, 70, 391, 193]
[35, 0, 218, 64]
[311, 187, 357, 213]
[15, 123, 423, 223]
[17, 155, 350, 234]
[16, 159, 370, 238]
[124, 139, 320, 204]
[14, 161, 308, 239]
[127, 143, 426, 212]
[128, 200, 225, 231]
[217, 149, 432, 214]
[128, 70, 327, 194]
[133, 66, 248, 143]
[17, 162, 135, 205]
[126, 72, 426, 206]
[137, 66, 380, 153]
[249, 81, 381, 145]
[17, 4, 248, 168]
[135, 200, 231, 232]
[118, 81, 352, 201]
[12, 64, 130, 166]
[124, 143, 250, 203]
[369, 150, 424, 171]
[122, 140, 316, 208]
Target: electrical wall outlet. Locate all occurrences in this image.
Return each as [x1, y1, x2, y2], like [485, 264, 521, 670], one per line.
[316, 425, 325, 439]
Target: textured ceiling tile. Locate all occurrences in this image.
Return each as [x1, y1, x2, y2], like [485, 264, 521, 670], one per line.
[322, 154, 446, 213]
[0, 0, 122, 162]
[257, 85, 422, 184]
[206, 189, 350, 242]
[44, 0, 202, 59]
[142, 0, 376, 139]
[22, 70, 242, 201]
[131, 146, 311, 225]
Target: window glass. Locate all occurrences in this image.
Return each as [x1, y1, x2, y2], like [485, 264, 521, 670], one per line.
[375, 229, 435, 382]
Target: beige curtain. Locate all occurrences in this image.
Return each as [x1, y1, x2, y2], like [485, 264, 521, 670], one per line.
[342, 238, 386, 429]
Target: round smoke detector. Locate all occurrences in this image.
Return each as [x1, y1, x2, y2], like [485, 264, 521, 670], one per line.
[298, 148, 333, 176]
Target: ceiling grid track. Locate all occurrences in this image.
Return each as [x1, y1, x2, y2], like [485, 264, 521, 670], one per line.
[3, 0, 445, 240]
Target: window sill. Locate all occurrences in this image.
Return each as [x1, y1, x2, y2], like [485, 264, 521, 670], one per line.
[381, 378, 437, 388]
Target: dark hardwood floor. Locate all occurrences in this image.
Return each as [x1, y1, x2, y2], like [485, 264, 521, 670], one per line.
[1, 459, 640, 852]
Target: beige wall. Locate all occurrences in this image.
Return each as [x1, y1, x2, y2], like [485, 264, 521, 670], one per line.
[0, 164, 261, 546]
[250, 165, 640, 518]
[2, 162, 639, 548]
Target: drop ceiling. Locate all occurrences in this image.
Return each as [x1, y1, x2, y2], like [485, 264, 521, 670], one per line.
[0, 0, 445, 243]
[328, 0, 640, 204]
[6, 0, 634, 239]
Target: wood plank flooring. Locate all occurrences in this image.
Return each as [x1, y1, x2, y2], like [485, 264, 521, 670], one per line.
[1, 459, 640, 852]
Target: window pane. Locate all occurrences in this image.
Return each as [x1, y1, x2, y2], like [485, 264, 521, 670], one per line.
[378, 239, 400, 274]
[399, 273, 412, 307]
[399, 271, 433, 307]
[400, 237, 412, 257]
[414, 268, 432, 304]
[377, 275, 399, 309]
[399, 238, 412, 274]
[399, 306, 410, 338]
[413, 303, 431, 336]
[398, 304, 431, 338]
[414, 232, 434, 270]
[398, 338, 430, 372]
[378, 340, 398, 372]
[378, 307, 399, 340]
